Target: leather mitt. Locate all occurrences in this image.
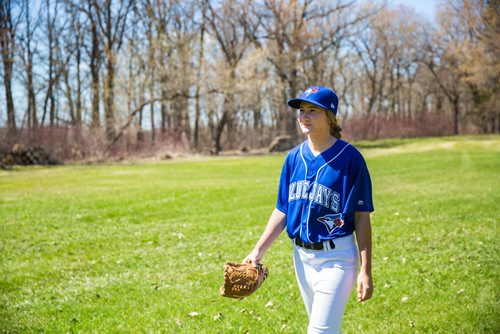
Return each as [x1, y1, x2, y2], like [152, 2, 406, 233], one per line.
[219, 261, 269, 299]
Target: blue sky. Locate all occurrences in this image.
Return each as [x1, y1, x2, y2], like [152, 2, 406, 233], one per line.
[390, 0, 439, 20]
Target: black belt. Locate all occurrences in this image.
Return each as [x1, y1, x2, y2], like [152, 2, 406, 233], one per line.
[294, 238, 335, 250]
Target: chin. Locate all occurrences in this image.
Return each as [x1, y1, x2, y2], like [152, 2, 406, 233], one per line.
[300, 126, 311, 134]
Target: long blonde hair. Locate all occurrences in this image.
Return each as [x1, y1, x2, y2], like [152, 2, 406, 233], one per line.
[326, 111, 342, 139]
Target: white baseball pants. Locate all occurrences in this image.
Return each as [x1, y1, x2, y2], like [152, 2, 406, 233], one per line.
[293, 234, 359, 334]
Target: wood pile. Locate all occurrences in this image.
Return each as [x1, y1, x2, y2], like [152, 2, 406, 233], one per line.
[0, 145, 60, 167]
[268, 135, 295, 152]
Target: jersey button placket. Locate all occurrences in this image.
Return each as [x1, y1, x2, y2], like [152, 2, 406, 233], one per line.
[308, 160, 316, 178]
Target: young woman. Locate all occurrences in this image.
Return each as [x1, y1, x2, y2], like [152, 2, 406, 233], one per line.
[244, 86, 374, 334]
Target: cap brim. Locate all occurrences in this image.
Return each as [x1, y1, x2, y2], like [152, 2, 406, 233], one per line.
[287, 98, 328, 111]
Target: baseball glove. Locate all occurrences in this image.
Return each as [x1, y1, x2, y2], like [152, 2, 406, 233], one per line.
[219, 261, 269, 299]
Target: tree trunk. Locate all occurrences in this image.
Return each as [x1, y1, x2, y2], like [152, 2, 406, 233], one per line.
[75, 20, 82, 125]
[3, 64, 16, 134]
[0, 0, 17, 134]
[452, 97, 460, 135]
[90, 3, 100, 128]
[194, 10, 205, 149]
[104, 54, 116, 140]
[148, 40, 155, 143]
[161, 88, 167, 135]
[24, 0, 37, 131]
[63, 61, 75, 124]
[150, 80, 155, 143]
[213, 109, 228, 155]
[286, 78, 299, 140]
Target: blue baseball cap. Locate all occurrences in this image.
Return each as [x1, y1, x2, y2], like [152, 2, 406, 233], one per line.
[287, 86, 339, 115]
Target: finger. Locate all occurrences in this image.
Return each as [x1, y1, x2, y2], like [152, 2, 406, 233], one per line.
[357, 282, 363, 301]
[361, 287, 367, 301]
[364, 286, 373, 300]
[360, 285, 373, 302]
[243, 258, 257, 266]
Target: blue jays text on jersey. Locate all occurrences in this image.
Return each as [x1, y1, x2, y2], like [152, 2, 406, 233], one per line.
[276, 139, 374, 243]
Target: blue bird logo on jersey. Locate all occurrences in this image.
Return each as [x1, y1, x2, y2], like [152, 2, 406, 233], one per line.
[317, 214, 344, 234]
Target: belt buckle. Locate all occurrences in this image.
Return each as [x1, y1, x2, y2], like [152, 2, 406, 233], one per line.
[306, 241, 322, 250]
[307, 243, 316, 250]
[295, 238, 327, 251]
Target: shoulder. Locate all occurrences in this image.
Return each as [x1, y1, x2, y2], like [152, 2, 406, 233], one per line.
[339, 140, 367, 165]
[284, 141, 307, 163]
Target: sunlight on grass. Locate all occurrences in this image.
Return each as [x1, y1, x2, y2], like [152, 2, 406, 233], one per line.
[1, 135, 499, 333]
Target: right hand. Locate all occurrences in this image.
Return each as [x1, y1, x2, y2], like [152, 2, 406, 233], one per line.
[243, 248, 265, 266]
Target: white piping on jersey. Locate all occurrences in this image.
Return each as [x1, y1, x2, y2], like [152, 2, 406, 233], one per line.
[299, 142, 308, 240]
[299, 141, 351, 243]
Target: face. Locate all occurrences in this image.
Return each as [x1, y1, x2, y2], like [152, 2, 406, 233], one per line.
[297, 101, 330, 136]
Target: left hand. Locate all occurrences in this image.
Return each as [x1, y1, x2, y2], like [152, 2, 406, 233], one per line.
[357, 270, 373, 302]
[243, 248, 265, 267]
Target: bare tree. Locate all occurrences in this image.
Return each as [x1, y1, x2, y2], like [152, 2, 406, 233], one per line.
[422, 0, 477, 135]
[204, 0, 258, 154]
[455, 0, 500, 133]
[59, 4, 85, 126]
[40, 0, 60, 127]
[125, 5, 143, 141]
[0, 0, 21, 135]
[3, 0, 498, 160]
[171, 2, 198, 147]
[193, 1, 206, 149]
[251, 0, 375, 139]
[19, 0, 40, 131]
[92, 0, 133, 140]
[88, 1, 101, 128]
[145, 0, 156, 143]
[153, 0, 174, 137]
[57, 3, 79, 126]
[352, 6, 425, 119]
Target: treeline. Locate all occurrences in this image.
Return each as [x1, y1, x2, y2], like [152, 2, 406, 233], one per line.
[0, 0, 498, 159]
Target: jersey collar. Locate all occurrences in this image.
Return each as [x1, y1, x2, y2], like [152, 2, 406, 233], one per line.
[303, 139, 345, 163]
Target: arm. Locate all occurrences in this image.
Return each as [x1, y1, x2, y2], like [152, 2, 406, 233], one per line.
[244, 208, 287, 264]
[354, 211, 373, 302]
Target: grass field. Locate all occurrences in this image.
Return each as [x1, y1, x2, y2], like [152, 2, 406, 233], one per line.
[1, 135, 499, 333]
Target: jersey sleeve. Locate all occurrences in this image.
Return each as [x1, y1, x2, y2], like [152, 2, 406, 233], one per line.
[343, 158, 374, 214]
[276, 157, 290, 214]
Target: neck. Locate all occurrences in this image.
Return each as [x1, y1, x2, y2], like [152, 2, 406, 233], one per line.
[308, 133, 336, 154]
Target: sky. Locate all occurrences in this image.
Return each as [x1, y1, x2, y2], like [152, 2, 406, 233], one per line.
[390, 0, 439, 20]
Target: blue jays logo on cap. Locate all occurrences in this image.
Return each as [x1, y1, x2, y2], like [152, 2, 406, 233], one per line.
[287, 86, 339, 115]
[304, 87, 319, 96]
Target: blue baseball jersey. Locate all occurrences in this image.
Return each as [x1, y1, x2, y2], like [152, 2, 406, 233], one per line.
[276, 139, 374, 243]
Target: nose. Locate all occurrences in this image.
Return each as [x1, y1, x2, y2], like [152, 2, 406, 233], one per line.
[297, 111, 311, 119]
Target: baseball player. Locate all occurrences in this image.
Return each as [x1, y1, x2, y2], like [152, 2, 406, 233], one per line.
[244, 86, 374, 334]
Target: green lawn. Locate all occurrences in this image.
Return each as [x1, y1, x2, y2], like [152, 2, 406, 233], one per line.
[1, 136, 499, 333]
